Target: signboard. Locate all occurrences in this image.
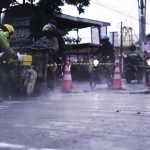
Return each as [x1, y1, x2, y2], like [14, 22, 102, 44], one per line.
[10, 16, 32, 49]
[100, 26, 107, 36]
[91, 26, 107, 44]
[142, 42, 150, 52]
[109, 32, 119, 47]
[91, 27, 100, 44]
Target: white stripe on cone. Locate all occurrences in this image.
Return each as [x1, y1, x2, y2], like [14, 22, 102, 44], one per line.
[114, 74, 121, 79]
[115, 67, 120, 72]
[64, 66, 70, 71]
[63, 74, 72, 80]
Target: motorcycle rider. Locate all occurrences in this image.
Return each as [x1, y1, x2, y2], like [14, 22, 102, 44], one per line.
[126, 44, 144, 78]
[92, 35, 116, 76]
[47, 19, 66, 76]
[94, 35, 116, 63]
[0, 24, 17, 59]
[32, 23, 59, 89]
[90, 35, 115, 87]
[0, 24, 19, 101]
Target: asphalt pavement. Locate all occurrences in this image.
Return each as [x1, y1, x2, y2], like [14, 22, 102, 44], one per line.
[0, 79, 150, 150]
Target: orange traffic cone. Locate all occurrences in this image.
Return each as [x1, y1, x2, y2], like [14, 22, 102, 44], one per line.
[61, 58, 73, 92]
[112, 62, 124, 90]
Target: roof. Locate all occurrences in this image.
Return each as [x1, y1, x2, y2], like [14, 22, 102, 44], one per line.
[54, 14, 111, 30]
[3, 4, 110, 31]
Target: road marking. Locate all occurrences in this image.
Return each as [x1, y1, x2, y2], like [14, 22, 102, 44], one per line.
[0, 142, 25, 149]
[0, 142, 61, 150]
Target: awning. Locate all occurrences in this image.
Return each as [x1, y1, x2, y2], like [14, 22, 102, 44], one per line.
[54, 14, 110, 30]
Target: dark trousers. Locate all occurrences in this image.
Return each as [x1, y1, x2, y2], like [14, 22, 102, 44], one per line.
[54, 54, 62, 74]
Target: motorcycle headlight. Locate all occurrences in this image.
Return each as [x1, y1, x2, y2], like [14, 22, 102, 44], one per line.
[93, 60, 99, 66]
[147, 59, 150, 66]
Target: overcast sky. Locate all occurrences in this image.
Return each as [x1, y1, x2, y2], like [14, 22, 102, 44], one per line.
[61, 0, 150, 43]
[18, 0, 150, 43]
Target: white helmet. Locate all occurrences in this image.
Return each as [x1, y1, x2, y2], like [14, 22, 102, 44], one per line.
[42, 24, 56, 32]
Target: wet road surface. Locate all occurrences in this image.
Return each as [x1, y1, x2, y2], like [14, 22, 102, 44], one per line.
[0, 79, 150, 150]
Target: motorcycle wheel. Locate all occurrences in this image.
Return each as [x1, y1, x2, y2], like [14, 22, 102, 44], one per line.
[57, 77, 63, 90]
[90, 72, 96, 90]
[125, 73, 131, 83]
[137, 73, 143, 83]
[106, 76, 113, 87]
[21, 70, 37, 96]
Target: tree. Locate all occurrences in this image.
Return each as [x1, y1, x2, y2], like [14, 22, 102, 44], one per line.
[1, 0, 90, 43]
[37, 0, 90, 15]
[31, 0, 90, 41]
[0, 0, 16, 13]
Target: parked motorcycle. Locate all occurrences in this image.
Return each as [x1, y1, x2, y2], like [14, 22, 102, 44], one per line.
[124, 58, 143, 83]
[90, 56, 115, 89]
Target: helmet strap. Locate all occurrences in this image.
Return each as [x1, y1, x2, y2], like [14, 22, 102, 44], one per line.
[4, 32, 9, 38]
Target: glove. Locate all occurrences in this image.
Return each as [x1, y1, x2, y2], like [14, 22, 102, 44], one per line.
[0, 52, 4, 58]
[17, 52, 23, 62]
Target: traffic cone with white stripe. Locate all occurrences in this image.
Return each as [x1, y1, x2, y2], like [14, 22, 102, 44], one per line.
[61, 58, 73, 92]
[112, 62, 124, 89]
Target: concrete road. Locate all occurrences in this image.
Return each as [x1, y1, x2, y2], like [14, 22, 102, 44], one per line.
[0, 79, 150, 150]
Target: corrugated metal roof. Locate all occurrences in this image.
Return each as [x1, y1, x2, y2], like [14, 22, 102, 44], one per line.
[55, 14, 110, 30]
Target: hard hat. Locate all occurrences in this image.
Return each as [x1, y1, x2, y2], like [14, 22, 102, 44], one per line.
[1, 24, 14, 43]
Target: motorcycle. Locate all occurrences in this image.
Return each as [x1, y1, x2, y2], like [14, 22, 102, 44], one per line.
[0, 45, 59, 97]
[124, 57, 143, 83]
[90, 56, 115, 89]
[21, 45, 62, 92]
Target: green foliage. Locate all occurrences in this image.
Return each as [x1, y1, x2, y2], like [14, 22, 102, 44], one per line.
[37, 0, 90, 15]
[30, 6, 47, 40]
[64, 0, 90, 14]
[64, 36, 82, 44]
[27, 0, 36, 3]
[1, 0, 90, 45]
[30, 0, 90, 43]
[59, 28, 81, 44]
[0, 0, 16, 13]
[0, 0, 16, 7]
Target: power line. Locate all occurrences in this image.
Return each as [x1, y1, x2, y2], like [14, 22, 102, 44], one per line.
[93, 0, 150, 23]
[91, 0, 150, 25]
[125, 0, 137, 20]
[92, 0, 139, 16]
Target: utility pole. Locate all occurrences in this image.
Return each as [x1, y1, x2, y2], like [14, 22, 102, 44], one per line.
[138, 0, 146, 51]
[76, 28, 79, 62]
[120, 22, 123, 72]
